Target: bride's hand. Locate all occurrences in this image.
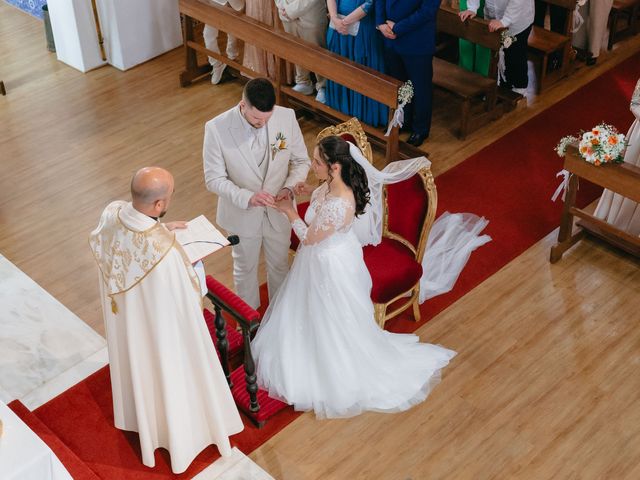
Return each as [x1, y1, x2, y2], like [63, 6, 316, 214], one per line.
[273, 195, 296, 215]
[293, 182, 315, 196]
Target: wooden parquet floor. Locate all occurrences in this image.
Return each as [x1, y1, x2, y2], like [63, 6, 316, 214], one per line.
[1, 3, 639, 478]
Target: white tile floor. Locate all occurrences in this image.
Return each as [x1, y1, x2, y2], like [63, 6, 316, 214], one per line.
[0, 254, 107, 407]
[193, 448, 275, 480]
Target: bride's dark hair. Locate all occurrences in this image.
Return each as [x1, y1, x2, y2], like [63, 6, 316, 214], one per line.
[317, 136, 370, 216]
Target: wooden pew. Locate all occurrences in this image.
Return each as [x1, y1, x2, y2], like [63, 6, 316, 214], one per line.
[550, 146, 640, 262]
[527, 0, 576, 93]
[179, 0, 405, 162]
[435, 5, 504, 139]
[608, 0, 640, 50]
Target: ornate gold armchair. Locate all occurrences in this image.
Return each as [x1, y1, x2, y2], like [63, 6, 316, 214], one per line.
[363, 168, 437, 328]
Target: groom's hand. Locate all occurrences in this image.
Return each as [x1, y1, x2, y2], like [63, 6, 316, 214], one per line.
[249, 190, 276, 208]
[275, 187, 293, 201]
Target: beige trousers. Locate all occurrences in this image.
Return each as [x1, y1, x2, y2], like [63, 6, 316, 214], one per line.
[281, 16, 328, 89]
[572, 0, 614, 58]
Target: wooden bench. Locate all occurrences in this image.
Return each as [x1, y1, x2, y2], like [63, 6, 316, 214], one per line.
[608, 0, 640, 50]
[179, 0, 410, 162]
[435, 5, 504, 139]
[550, 146, 640, 262]
[527, 0, 576, 92]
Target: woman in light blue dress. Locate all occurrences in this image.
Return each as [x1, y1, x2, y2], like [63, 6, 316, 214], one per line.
[326, 0, 388, 127]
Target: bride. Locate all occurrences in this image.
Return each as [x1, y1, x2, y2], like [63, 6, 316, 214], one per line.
[251, 135, 456, 419]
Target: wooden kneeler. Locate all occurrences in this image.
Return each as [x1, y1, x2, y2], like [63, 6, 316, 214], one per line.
[204, 275, 289, 428]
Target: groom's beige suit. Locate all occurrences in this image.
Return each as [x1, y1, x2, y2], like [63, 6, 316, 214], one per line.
[203, 105, 310, 308]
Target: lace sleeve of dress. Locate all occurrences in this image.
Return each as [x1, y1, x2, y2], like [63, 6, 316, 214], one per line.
[632, 79, 640, 107]
[302, 196, 354, 246]
[291, 219, 309, 243]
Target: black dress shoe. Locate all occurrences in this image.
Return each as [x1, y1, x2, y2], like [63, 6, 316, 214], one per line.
[586, 56, 597, 66]
[407, 132, 427, 147]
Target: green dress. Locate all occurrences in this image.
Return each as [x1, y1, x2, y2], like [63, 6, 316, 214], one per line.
[459, 0, 491, 77]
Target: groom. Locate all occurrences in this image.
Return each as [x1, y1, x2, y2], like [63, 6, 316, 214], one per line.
[203, 78, 310, 308]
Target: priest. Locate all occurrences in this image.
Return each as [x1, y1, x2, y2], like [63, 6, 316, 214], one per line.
[89, 167, 243, 474]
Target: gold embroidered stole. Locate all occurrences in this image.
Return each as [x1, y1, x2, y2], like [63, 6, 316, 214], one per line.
[89, 201, 200, 312]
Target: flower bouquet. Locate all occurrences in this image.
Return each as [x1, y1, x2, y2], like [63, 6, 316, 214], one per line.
[555, 123, 626, 166]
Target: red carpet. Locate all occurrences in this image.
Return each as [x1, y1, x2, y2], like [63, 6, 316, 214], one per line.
[27, 53, 640, 479]
[33, 367, 299, 479]
[386, 53, 640, 333]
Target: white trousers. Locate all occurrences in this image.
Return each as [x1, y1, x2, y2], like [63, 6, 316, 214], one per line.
[203, 24, 239, 66]
[230, 214, 290, 309]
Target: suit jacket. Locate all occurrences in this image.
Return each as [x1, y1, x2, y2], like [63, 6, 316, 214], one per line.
[375, 0, 440, 56]
[203, 105, 310, 236]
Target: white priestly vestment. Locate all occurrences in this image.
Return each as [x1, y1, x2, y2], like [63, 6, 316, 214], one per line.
[89, 201, 243, 474]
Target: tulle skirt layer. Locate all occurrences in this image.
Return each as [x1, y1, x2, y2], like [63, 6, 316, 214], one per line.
[251, 232, 456, 419]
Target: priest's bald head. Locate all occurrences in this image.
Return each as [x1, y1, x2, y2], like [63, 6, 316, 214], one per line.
[131, 167, 175, 218]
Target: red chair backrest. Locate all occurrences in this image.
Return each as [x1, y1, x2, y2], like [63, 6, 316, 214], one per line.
[340, 133, 357, 144]
[386, 174, 429, 250]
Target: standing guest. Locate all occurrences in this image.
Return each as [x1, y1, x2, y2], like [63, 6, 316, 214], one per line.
[203, 78, 310, 309]
[275, 0, 328, 102]
[243, 0, 277, 77]
[593, 79, 640, 233]
[89, 167, 243, 474]
[460, 0, 534, 95]
[376, 0, 440, 146]
[459, 0, 491, 76]
[326, 0, 388, 127]
[572, 0, 613, 66]
[203, 0, 245, 84]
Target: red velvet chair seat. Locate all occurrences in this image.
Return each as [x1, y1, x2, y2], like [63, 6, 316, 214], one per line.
[203, 308, 244, 364]
[363, 238, 423, 304]
[229, 366, 289, 426]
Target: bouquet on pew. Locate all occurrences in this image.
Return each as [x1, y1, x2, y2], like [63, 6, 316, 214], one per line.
[555, 123, 626, 166]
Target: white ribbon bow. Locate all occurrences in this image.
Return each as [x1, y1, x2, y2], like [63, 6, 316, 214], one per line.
[551, 169, 571, 202]
[384, 101, 407, 137]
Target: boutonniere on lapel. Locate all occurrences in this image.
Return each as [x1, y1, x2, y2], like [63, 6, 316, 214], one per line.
[271, 132, 287, 157]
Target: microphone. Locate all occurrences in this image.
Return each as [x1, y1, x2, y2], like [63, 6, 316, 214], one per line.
[227, 235, 240, 246]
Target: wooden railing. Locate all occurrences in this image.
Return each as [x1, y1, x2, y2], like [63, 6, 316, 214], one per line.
[178, 0, 406, 161]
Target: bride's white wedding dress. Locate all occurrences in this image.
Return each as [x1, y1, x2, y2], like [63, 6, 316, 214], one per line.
[251, 183, 456, 419]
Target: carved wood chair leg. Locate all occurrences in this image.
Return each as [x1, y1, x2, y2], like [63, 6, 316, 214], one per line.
[374, 303, 386, 329]
[214, 305, 232, 387]
[242, 328, 260, 413]
[412, 297, 421, 322]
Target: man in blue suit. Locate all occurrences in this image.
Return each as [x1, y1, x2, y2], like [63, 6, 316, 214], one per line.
[376, 0, 440, 147]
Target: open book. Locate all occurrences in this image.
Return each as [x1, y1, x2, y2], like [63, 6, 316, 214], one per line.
[174, 215, 230, 263]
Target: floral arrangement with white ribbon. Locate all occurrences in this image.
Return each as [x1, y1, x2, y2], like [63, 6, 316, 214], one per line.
[384, 80, 414, 136]
[497, 30, 517, 85]
[552, 123, 626, 201]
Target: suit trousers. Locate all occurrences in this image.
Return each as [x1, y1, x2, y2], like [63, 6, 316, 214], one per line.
[384, 50, 433, 136]
[230, 213, 290, 309]
[504, 25, 533, 89]
[203, 25, 239, 66]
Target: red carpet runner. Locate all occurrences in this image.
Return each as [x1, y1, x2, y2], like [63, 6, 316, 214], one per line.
[29, 53, 640, 479]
